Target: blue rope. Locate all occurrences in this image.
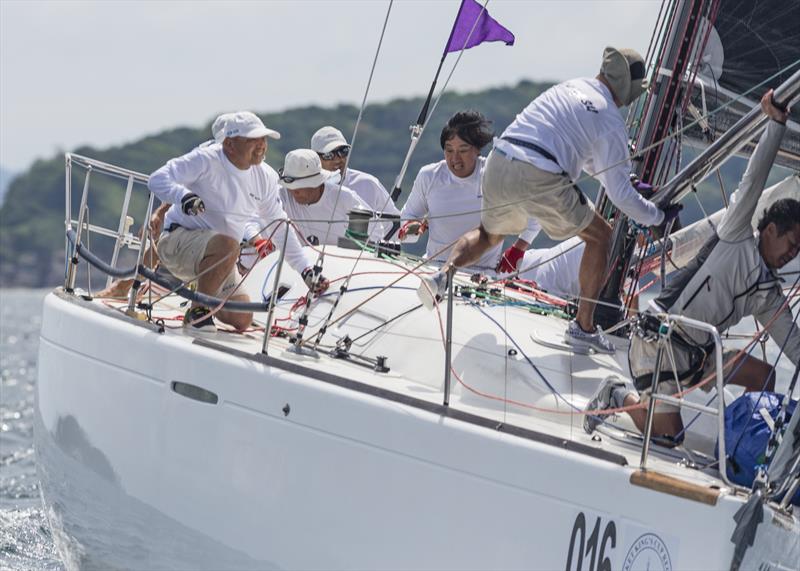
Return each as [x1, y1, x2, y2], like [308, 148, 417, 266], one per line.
[470, 302, 583, 414]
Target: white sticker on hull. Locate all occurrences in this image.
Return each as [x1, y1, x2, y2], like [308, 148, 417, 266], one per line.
[622, 533, 672, 571]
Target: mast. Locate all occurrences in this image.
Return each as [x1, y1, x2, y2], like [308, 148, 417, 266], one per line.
[596, 0, 715, 329]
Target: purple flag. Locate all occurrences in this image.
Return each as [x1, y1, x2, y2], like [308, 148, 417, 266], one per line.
[443, 0, 515, 54]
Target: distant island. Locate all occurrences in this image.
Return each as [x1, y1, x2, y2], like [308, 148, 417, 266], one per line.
[0, 79, 758, 288]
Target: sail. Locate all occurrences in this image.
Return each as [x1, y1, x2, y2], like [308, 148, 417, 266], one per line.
[687, 0, 800, 168]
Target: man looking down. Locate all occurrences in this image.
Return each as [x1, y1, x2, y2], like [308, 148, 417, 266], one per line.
[583, 91, 800, 441]
[278, 149, 389, 247]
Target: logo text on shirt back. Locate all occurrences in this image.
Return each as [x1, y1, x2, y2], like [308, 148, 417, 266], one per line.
[568, 87, 598, 114]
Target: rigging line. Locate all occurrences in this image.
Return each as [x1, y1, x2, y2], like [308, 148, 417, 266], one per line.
[309, 0, 493, 348]
[145, 218, 283, 309]
[372, 0, 493, 217]
[729, 288, 800, 459]
[296, 0, 394, 347]
[672, 280, 800, 400]
[339, 58, 800, 228]
[318, 0, 394, 254]
[211, 50, 794, 232]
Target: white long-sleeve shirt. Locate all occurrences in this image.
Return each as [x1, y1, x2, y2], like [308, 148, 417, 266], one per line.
[495, 77, 664, 227]
[401, 158, 503, 270]
[279, 180, 390, 246]
[343, 168, 400, 216]
[148, 144, 314, 273]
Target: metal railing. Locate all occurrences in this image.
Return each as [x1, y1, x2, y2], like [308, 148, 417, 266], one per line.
[639, 314, 746, 490]
[64, 153, 155, 314]
[62, 153, 296, 353]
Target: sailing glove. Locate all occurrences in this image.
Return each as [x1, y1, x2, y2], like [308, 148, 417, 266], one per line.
[496, 245, 525, 274]
[632, 179, 654, 196]
[660, 203, 683, 226]
[398, 220, 427, 240]
[253, 238, 275, 259]
[181, 193, 205, 216]
[302, 267, 330, 295]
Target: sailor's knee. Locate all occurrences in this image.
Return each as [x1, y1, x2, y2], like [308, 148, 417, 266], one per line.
[479, 225, 504, 247]
[209, 234, 239, 254]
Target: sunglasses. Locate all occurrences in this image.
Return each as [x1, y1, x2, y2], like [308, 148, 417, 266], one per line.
[318, 146, 351, 161]
[278, 169, 319, 184]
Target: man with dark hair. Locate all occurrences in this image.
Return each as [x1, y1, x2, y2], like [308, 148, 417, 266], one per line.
[418, 47, 676, 353]
[401, 110, 537, 273]
[584, 91, 800, 440]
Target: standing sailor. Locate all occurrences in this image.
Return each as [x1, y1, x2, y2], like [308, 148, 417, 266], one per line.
[419, 47, 676, 353]
[148, 111, 322, 332]
[311, 126, 399, 216]
[584, 92, 800, 441]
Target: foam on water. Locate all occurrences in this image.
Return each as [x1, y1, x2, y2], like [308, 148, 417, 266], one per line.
[1, 289, 65, 571]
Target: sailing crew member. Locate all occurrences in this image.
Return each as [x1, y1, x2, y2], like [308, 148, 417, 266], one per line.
[510, 236, 639, 309]
[583, 91, 800, 441]
[311, 126, 399, 216]
[148, 111, 325, 332]
[278, 149, 389, 246]
[418, 47, 678, 354]
[400, 110, 538, 272]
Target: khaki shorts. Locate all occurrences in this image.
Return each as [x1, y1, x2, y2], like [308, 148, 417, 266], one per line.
[481, 149, 595, 241]
[157, 227, 237, 295]
[630, 335, 739, 414]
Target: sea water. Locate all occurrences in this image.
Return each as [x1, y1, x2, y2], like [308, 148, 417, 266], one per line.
[1, 289, 65, 571]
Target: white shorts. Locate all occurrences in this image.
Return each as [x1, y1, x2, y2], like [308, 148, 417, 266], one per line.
[481, 149, 595, 241]
[157, 227, 237, 295]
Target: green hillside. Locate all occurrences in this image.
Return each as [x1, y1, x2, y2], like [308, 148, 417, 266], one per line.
[0, 79, 782, 287]
[0, 80, 553, 287]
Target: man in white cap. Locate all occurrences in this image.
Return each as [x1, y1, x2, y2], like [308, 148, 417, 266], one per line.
[149, 111, 323, 332]
[311, 126, 399, 216]
[419, 47, 679, 354]
[278, 149, 390, 246]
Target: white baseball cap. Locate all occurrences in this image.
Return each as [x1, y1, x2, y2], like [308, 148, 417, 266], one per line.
[311, 126, 349, 154]
[212, 111, 281, 143]
[280, 149, 334, 190]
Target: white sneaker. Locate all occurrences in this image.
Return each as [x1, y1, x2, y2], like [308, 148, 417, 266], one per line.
[417, 271, 448, 310]
[564, 320, 616, 354]
[583, 376, 635, 433]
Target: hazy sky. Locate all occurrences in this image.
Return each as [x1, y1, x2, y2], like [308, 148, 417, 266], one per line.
[0, 0, 661, 172]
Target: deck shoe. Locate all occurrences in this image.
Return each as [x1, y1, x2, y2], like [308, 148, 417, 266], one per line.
[183, 306, 217, 332]
[564, 320, 616, 354]
[583, 376, 634, 434]
[417, 271, 448, 310]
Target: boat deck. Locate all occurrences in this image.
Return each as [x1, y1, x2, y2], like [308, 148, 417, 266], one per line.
[82, 246, 740, 501]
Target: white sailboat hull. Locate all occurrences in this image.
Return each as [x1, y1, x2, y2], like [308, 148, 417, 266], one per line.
[36, 290, 800, 570]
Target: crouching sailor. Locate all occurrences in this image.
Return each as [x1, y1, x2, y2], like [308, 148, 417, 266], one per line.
[583, 91, 800, 442]
[148, 111, 324, 333]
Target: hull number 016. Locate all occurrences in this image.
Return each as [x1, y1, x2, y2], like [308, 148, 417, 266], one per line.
[565, 512, 616, 571]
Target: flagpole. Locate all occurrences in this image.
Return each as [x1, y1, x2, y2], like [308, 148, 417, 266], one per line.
[390, 0, 468, 202]
[416, 0, 466, 126]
